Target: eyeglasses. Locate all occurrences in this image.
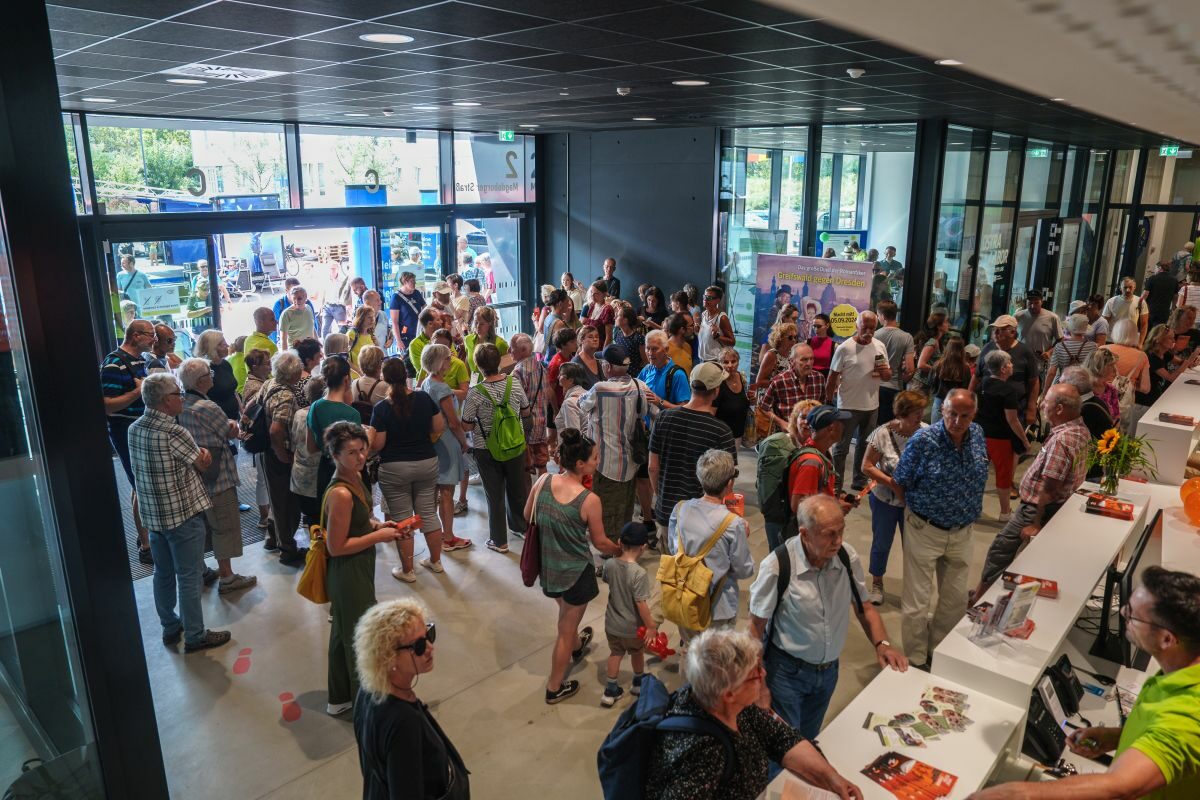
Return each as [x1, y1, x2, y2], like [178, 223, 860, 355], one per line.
[161, 337, 176, 344]
[165, 391, 182, 398]
[396, 622, 437, 656]
[1120, 604, 1170, 632]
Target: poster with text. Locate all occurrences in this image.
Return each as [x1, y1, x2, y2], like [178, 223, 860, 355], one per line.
[753, 254, 874, 348]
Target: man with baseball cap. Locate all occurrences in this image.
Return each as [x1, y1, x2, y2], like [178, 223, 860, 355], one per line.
[970, 313, 1041, 427]
[580, 344, 647, 540]
[1016, 289, 1063, 385]
[783, 405, 856, 526]
[648, 362, 736, 550]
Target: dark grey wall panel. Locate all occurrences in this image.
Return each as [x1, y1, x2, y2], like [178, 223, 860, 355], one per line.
[541, 127, 717, 302]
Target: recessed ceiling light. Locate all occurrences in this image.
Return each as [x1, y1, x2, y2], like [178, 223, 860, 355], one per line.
[632, 116, 656, 121]
[672, 79, 710, 87]
[359, 32, 415, 44]
[452, 101, 481, 107]
[80, 97, 117, 103]
[166, 78, 207, 85]
[344, 112, 369, 117]
[559, 91, 570, 96]
[837, 106, 865, 112]
[519, 124, 539, 128]
[1051, 97, 1067, 102]
[934, 59, 963, 66]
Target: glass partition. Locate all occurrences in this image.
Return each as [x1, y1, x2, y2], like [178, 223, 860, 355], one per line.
[453, 132, 535, 204]
[298, 125, 440, 209]
[1140, 147, 1200, 206]
[975, 133, 1023, 339]
[455, 217, 521, 335]
[87, 116, 289, 214]
[63, 113, 84, 214]
[1109, 150, 1140, 204]
[380, 226, 444, 310]
[107, 238, 214, 348]
[934, 126, 987, 329]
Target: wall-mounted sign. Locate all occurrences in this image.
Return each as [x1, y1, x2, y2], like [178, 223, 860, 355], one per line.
[1027, 147, 1050, 158]
[1160, 144, 1180, 157]
[498, 130, 515, 142]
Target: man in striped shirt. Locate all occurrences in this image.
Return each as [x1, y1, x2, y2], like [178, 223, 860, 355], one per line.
[648, 362, 737, 550]
[579, 344, 646, 541]
[101, 319, 154, 564]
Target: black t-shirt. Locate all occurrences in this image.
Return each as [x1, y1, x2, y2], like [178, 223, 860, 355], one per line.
[1175, 328, 1200, 360]
[1080, 396, 1114, 439]
[976, 377, 1021, 440]
[977, 340, 1039, 404]
[1143, 271, 1180, 318]
[370, 392, 440, 462]
[1136, 351, 1171, 406]
[353, 691, 469, 800]
[209, 359, 240, 420]
[641, 305, 668, 326]
[713, 379, 751, 440]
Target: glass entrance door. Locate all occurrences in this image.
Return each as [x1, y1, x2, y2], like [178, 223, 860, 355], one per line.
[455, 217, 522, 338]
[106, 238, 216, 356]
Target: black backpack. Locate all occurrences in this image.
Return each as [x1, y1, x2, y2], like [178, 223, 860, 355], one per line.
[763, 542, 863, 647]
[243, 385, 288, 455]
[352, 378, 380, 424]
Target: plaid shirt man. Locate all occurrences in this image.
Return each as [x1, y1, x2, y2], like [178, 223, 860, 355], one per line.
[1019, 416, 1090, 504]
[513, 355, 549, 444]
[179, 391, 239, 496]
[762, 367, 826, 424]
[128, 408, 211, 531]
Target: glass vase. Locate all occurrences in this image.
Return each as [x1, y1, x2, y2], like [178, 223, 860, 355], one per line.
[1100, 465, 1121, 496]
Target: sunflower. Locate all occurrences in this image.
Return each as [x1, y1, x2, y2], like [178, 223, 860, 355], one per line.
[1097, 429, 1120, 455]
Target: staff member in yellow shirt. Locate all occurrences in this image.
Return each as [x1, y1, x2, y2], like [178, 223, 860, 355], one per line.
[971, 566, 1200, 800]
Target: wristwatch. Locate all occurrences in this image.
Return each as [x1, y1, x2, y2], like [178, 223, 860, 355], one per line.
[873, 639, 890, 649]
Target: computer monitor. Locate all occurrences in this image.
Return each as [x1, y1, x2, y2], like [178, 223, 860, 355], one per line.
[1091, 509, 1161, 667]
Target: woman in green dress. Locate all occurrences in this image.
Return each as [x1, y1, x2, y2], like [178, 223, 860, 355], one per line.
[322, 421, 406, 717]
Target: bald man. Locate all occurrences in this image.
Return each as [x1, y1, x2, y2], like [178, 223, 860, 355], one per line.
[974, 384, 1089, 598]
[244, 307, 278, 362]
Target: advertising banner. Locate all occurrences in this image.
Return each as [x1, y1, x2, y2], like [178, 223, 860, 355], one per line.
[752, 254, 874, 349]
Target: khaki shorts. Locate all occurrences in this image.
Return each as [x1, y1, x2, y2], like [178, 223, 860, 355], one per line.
[606, 633, 646, 656]
[204, 487, 243, 560]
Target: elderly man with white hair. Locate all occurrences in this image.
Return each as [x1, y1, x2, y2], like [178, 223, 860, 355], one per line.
[260, 350, 307, 566]
[826, 310, 892, 494]
[128, 372, 231, 653]
[511, 332, 550, 476]
[749, 494, 906, 740]
[178, 358, 256, 594]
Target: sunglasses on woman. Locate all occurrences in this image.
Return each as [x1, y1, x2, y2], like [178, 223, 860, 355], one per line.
[396, 622, 436, 656]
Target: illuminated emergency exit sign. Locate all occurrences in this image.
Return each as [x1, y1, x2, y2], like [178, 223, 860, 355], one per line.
[1160, 144, 1180, 157]
[498, 130, 515, 142]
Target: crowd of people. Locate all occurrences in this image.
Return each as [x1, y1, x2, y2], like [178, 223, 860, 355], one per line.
[100, 252, 1200, 799]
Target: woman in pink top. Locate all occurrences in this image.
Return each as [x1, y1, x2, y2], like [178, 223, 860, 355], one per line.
[1085, 349, 1122, 422]
[1100, 318, 1151, 433]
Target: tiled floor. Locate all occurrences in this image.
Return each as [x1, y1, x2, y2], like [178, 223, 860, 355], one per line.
[131, 447, 1025, 799]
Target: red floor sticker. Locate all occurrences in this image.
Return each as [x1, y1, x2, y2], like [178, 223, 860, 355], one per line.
[233, 648, 252, 675]
[279, 692, 302, 722]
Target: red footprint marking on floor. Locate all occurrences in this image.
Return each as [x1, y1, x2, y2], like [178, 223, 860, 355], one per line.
[233, 648, 252, 675]
[279, 692, 302, 722]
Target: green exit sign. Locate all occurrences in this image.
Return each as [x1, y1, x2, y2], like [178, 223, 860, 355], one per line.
[1028, 147, 1050, 158]
[1160, 144, 1180, 157]
[498, 130, 515, 142]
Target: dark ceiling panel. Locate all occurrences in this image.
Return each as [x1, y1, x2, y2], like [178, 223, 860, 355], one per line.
[773, 21, 872, 46]
[116, 21, 284, 51]
[586, 6, 742, 38]
[468, 0, 664, 22]
[251, 39, 389, 62]
[303, 22, 464, 51]
[690, 0, 815, 26]
[490, 23, 644, 52]
[46, 6, 152, 38]
[413, 39, 552, 63]
[667, 27, 809, 55]
[85, 38, 224, 63]
[376, 2, 548, 38]
[170, 1, 350, 37]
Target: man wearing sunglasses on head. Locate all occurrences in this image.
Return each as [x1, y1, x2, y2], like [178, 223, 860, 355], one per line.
[969, 566, 1200, 800]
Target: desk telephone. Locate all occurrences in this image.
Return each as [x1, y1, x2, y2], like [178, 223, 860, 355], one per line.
[1023, 655, 1085, 764]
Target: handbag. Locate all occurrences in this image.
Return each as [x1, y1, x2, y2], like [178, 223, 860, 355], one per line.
[520, 474, 550, 587]
[629, 381, 650, 465]
[297, 479, 367, 604]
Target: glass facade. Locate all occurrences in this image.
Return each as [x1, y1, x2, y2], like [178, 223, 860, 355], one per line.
[933, 126, 986, 335]
[453, 132, 536, 204]
[298, 126, 440, 208]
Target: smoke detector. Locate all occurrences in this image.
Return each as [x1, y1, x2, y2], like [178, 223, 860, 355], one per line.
[846, 68, 866, 79]
[616, 86, 632, 96]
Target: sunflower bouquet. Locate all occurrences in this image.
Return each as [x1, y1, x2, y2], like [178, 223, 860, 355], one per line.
[1087, 428, 1156, 495]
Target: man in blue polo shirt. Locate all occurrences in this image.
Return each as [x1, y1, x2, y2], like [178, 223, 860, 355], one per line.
[638, 329, 690, 409]
[893, 388, 989, 668]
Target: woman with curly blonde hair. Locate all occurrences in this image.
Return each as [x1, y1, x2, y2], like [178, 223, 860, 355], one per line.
[353, 598, 470, 799]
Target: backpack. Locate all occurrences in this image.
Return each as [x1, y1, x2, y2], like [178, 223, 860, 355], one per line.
[762, 542, 863, 647]
[656, 504, 738, 631]
[352, 378, 380, 424]
[596, 674, 734, 800]
[243, 385, 289, 455]
[780, 448, 834, 539]
[478, 376, 526, 462]
[630, 381, 650, 465]
[756, 433, 797, 524]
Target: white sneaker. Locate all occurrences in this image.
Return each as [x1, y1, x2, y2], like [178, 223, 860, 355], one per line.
[391, 567, 417, 583]
[326, 701, 352, 716]
[867, 585, 884, 606]
[998, 512, 1012, 524]
[468, 472, 482, 485]
[419, 558, 444, 574]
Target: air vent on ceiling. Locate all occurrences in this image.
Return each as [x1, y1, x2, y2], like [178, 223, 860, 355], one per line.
[161, 64, 287, 82]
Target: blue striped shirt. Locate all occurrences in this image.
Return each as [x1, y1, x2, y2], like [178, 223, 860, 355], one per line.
[100, 347, 147, 426]
[579, 375, 644, 482]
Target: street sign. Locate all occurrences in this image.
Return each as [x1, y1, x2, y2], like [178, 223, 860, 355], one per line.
[498, 130, 515, 142]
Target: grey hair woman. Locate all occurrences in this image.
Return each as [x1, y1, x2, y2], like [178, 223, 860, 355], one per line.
[420, 343, 472, 553]
[194, 330, 240, 420]
[645, 628, 860, 800]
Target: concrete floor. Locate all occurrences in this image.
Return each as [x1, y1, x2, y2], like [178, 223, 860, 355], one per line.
[132, 447, 1025, 800]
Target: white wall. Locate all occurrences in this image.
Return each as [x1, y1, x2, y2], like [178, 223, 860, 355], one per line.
[866, 150, 914, 262]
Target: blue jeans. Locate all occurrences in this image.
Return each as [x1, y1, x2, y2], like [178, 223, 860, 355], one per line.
[764, 521, 785, 552]
[149, 513, 207, 647]
[765, 645, 839, 741]
[868, 494, 905, 578]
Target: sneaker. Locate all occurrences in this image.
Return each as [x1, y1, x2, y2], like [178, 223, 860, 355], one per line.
[468, 472, 482, 485]
[601, 684, 625, 707]
[419, 558, 444, 574]
[279, 550, 307, 567]
[454, 500, 469, 516]
[545, 680, 580, 705]
[486, 541, 509, 554]
[510, 528, 525, 540]
[202, 567, 219, 587]
[219, 574, 258, 594]
[998, 512, 1012, 524]
[326, 701, 353, 716]
[867, 584, 884, 606]
[138, 546, 154, 565]
[572, 626, 593, 662]
[263, 538, 279, 552]
[443, 536, 473, 552]
[391, 567, 417, 583]
[258, 517, 272, 530]
[631, 674, 644, 696]
[184, 629, 232, 653]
